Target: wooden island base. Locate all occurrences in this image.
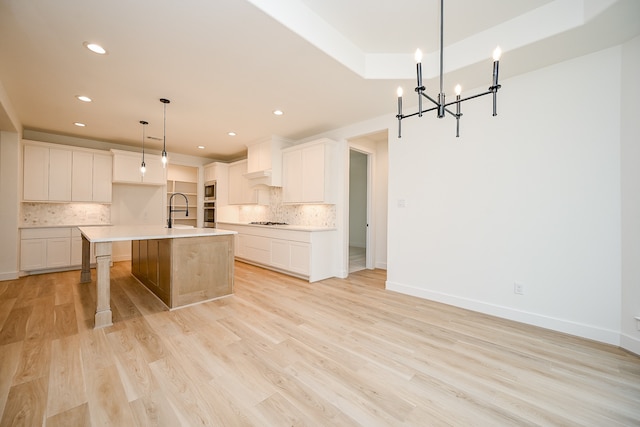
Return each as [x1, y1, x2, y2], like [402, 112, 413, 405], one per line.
[131, 234, 234, 309]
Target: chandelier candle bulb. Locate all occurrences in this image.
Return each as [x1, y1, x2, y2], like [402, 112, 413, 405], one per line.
[397, 87, 403, 138]
[492, 46, 501, 87]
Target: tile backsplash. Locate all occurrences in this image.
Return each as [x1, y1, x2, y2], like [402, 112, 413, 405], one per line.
[237, 187, 336, 227]
[21, 203, 111, 227]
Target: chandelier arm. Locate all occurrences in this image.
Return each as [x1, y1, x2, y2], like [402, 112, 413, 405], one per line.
[439, 0, 444, 97]
[401, 105, 440, 120]
[420, 92, 441, 106]
[443, 90, 493, 108]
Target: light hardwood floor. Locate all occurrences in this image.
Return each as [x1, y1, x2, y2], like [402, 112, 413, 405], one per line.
[0, 261, 639, 426]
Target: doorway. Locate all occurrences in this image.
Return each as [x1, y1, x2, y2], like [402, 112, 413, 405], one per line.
[349, 149, 368, 273]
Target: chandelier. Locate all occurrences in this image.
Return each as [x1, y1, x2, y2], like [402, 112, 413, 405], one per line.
[396, 0, 502, 138]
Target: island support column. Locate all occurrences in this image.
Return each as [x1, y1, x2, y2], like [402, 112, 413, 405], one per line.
[80, 235, 91, 283]
[94, 241, 113, 328]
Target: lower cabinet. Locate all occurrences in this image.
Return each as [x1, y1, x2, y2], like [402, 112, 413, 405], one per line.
[217, 223, 334, 282]
[21, 227, 95, 272]
[270, 239, 310, 276]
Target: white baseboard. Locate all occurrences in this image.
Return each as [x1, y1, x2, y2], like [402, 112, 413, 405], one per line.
[375, 262, 387, 270]
[386, 280, 621, 347]
[0, 271, 19, 281]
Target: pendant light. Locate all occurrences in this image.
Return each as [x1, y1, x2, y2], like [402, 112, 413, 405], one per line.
[139, 120, 148, 176]
[160, 98, 170, 167]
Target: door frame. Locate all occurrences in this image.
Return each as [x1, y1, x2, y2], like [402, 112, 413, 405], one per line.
[347, 145, 375, 272]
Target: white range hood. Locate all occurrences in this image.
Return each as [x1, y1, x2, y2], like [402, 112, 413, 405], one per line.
[243, 169, 273, 187]
[243, 136, 292, 187]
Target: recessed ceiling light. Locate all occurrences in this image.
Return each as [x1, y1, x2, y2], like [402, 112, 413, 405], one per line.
[197, 145, 205, 149]
[83, 42, 107, 55]
[74, 122, 86, 127]
[273, 110, 284, 116]
[76, 95, 92, 102]
[228, 131, 236, 136]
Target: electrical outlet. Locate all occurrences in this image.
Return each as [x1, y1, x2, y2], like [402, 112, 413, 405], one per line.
[514, 282, 524, 295]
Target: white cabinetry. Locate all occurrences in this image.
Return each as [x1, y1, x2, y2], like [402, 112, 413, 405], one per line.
[92, 154, 113, 202]
[21, 228, 71, 270]
[72, 151, 93, 201]
[23, 144, 49, 201]
[111, 149, 165, 185]
[23, 144, 73, 201]
[72, 151, 113, 202]
[21, 227, 95, 272]
[282, 139, 336, 204]
[204, 162, 229, 206]
[245, 136, 292, 186]
[23, 141, 112, 203]
[228, 160, 268, 205]
[48, 148, 73, 201]
[217, 223, 335, 282]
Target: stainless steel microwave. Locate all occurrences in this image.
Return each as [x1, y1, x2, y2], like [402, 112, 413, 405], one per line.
[204, 180, 216, 201]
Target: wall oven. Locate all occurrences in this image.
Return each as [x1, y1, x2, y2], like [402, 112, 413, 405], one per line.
[203, 201, 216, 228]
[204, 180, 216, 201]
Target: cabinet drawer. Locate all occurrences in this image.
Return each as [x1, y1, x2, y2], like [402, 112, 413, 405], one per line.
[22, 227, 71, 239]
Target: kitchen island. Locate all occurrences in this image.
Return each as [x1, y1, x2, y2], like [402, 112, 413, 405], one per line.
[78, 225, 236, 328]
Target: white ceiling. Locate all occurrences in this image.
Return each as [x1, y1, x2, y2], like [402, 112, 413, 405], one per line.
[0, 0, 638, 160]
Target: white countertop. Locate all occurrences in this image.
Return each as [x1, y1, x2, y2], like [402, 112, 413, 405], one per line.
[216, 221, 336, 232]
[78, 225, 237, 243]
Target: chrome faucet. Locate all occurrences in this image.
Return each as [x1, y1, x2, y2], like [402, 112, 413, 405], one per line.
[167, 192, 189, 228]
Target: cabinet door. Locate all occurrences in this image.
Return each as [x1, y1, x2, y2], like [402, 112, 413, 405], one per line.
[72, 151, 93, 201]
[112, 153, 143, 183]
[228, 161, 251, 204]
[49, 148, 73, 201]
[23, 145, 49, 201]
[270, 239, 289, 270]
[142, 155, 166, 185]
[302, 144, 325, 202]
[20, 239, 47, 270]
[289, 242, 310, 275]
[204, 164, 215, 182]
[46, 238, 71, 268]
[282, 150, 302, 203]
[92, 154, 112, 202]
[247, 141, 270, 173]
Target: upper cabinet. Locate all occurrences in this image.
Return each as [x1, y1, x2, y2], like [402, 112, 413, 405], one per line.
[245, 136, 292, 187]
[111, 149, 165, 185]
[71, 151, 112, 202]
[282, 138, 337, 204]
[23, 141, 112, 203]
[23, 144, 51, 201]
[228, 160, 268, 205]
[204, 162, 229, 206]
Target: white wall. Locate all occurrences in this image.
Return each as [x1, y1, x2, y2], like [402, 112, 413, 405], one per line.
[620, 35, 640, 354]
[110, 183, 165, 261]
[387, 46, 623, 345]
[0, 131, 20, 279]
